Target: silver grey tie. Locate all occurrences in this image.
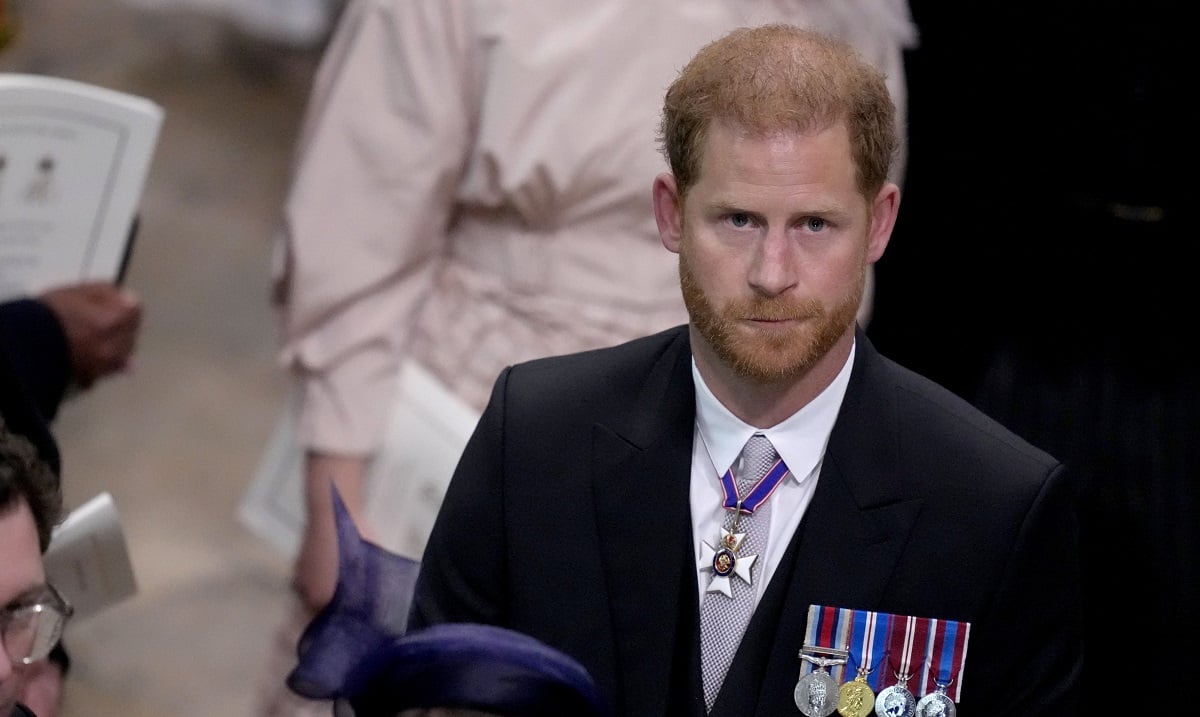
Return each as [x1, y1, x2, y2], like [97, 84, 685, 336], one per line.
[698, 434, 780, 711]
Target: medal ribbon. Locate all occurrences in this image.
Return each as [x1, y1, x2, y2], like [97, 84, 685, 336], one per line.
[881, 613, 930, 692]
[804, 607, 970, 698]
[918, 618, 970, 701]
[802, 605, 852, 683]
[804, 606, 894, 686]
[720, 454, 789, 514]
[848, 607, 890, 691]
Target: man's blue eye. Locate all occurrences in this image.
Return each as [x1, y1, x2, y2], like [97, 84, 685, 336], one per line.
[805, 217, 827, 232]
[729, 213, 751, 228]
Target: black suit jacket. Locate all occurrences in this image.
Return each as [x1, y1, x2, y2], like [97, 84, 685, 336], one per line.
[0, 298, 69, 474]
[410, 325, 1082, 716]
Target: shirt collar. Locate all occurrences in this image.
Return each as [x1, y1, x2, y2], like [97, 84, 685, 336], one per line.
[693, 341, 855, 483]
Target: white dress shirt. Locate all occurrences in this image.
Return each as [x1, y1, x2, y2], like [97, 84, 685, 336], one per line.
[690, 343, 855, 606]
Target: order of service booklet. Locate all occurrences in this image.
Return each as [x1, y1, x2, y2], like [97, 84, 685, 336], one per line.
[43, 491, 138, 620]
[240, 360, 480, 561]
[0, 72, 163, 301]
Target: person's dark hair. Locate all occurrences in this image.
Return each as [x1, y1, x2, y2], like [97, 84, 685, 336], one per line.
[0, 414, 62, 552]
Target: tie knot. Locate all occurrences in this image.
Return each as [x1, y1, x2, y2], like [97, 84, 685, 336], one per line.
[735, 434, 778, 491]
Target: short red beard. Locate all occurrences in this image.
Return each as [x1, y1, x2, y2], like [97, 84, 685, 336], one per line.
[678, 248, 862, 383]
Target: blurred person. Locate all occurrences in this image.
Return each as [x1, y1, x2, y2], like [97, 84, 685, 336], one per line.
[0, 283, 143, 404]
[0, 338, 62, 483]
[2, 10, 145, 408]
[0, 417, 72, 717]
[275, 0, 914, 623]
[0, 283, 138, 717]
[866, 1, 1198, 708]
[1, 16, 144, 715]
[261, 3, 916, 714]
[0, 245, 141, 717]
[115, 0, 345, 49]
[410, 24, 1081, 716]
[2, 4, 145, 415]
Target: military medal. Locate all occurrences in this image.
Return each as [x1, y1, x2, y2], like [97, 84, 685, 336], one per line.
[794, 649, 847, 717]
[699, 527, 756, 597]
[836, 667, 875, 717]
[913, 618, 968, 716]
[914, 681, 955, 717]
[836, 607, 887, 717]
[698, 443, 788, 597]
[874, 613, 927, 717]
[874, 675, 916, 717]
[798, 607, 971, 717]
[796, 606, 856, 716]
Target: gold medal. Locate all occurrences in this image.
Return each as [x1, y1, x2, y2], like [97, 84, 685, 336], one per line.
[837, 669, 875, 717]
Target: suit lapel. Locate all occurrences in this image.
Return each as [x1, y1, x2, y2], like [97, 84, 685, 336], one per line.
[592, 329, 702, 716]
[797, 330, 926, 608]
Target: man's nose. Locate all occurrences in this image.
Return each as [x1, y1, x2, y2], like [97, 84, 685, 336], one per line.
[748, 229, 799, 296]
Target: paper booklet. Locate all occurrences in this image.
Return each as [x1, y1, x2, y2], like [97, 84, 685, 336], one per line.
[0, 72, 163, 301]
[43, 491, 138, 621]
[239, 359, 481, 561]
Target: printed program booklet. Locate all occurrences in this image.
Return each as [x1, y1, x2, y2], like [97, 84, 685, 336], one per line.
[240, 360, 480, 560]
[44, 491, 138, 620]
[0, 72, 163, 301]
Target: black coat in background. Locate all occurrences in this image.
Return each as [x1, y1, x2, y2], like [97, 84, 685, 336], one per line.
[868, 2, 1198, 709]
[0, 297, 71, 473]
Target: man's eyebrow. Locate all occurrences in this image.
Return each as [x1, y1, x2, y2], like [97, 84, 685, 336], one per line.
[705, 200, 752, 213]
[706, 196, 849, 218]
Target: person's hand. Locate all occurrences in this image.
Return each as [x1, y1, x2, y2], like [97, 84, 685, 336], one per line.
[38, 282, 142, 389]
[18, 658, 65, 717]
[293, 452, 373, 613]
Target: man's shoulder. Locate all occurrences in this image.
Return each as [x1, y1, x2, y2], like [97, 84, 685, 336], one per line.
[873, 348, 1060, 473]
[850, 351, 1070, 536]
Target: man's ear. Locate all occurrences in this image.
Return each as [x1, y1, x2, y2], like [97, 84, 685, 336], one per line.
[653, 173, 683, 254]
[866, 182, 900, 263]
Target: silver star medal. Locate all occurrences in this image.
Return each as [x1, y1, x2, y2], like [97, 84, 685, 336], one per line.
[699, 527, 757, 597]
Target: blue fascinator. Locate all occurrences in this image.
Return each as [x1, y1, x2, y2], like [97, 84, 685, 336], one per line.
[344, 622, 608, 716]
[286, 487, 607, 717]
[286, 486, 420, 703]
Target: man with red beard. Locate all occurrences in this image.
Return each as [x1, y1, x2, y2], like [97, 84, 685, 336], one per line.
[410, 24, 1081, 717]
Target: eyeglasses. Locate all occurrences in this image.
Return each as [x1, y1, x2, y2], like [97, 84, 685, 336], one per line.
[1, 584, 74, 665]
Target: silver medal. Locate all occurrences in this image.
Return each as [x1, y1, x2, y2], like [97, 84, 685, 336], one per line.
[914, 690, 956, 717]
[794, 646, 848, 717]
[793, 670, 840, 717]
[874, 683, 917, 717]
